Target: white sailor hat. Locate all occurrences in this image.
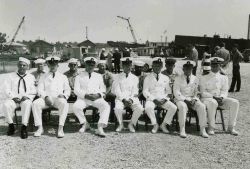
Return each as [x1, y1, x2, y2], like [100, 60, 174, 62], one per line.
[152, 57, 163, 64]
[134, 60, 145, 67]
[211, 57, 224, 64]
[115, 48, 119, 51]
[183, 60, 195, 67]
[46, 56, 60, 64]
[68, 58, 78, 64]
[101, 48, 106, 51]
[19, 57, 30, 65]
[121, 57, 132, 64]
[84, 57, 97, 64]
[34, 58, 45, 64]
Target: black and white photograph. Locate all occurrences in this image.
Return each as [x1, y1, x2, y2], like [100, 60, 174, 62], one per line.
[0, 0, 250, 168]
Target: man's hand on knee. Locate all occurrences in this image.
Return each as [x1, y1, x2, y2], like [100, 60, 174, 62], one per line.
[45, 96, 53, 106]
[12, 97, 21, 104]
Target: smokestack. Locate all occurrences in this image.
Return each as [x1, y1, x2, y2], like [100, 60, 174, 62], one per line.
[248, 14, 250, 40]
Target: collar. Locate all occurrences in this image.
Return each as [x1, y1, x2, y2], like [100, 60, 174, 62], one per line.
[16, 71, 27, 77]
[122, 72, 131, 77]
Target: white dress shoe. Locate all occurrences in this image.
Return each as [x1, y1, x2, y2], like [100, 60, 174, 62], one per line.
[96, 127, 106, 137]
[160, 123, 169, 134]
[180, 127, 187, 138]
[151, 124, 159, 134]
[207, 128, 215, 135]
[34, 128, 44, 137]
[228, 127, 239, 136]
[200, 128, 209, 138]
[79, 123, 90, 133]
[116, 124, 124, 132]
[128, 123, 135, 133]
[57, 129, 64, 138]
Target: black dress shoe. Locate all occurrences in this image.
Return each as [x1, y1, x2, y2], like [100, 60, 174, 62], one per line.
[228, 89, 234, 92]
[7, 123, 15, 136]
[235, 90, 240, 92]
[20, 125, 28, 139]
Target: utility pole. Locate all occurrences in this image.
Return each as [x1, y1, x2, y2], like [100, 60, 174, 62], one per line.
[85, 26, 88, 40]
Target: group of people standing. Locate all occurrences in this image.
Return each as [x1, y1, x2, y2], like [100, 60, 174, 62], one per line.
[2, 50, 241, 139]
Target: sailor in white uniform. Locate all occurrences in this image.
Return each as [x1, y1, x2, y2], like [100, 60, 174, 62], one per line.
[112, 57, 144, 133]
[3, 57, 36, 139]
[32, 56, 70, 138]
[143, 57, 177, 134]
[73, 57, 110, 137]
[173, 60, 209, 138]
[200, 57, 240, 136]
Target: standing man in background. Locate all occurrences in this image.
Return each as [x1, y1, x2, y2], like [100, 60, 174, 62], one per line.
[186, 44, 198, 75]
[3, 57, 36, 139]
[217, 42, 230, 74]
[229, 44, 243, 92]
[113, 48, 121, 73]
[100, 48, 106, 60]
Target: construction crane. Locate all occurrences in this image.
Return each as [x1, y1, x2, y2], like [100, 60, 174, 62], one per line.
[10, 16, 25, 46]
[117, 16, 137, 43]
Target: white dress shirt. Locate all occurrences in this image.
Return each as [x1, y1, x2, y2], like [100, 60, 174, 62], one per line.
[173, 74, 199, 101]
[111, 72, 139, 101]
[143, 72, 171, 101]
[199, 72, 228, 98]
[38, 71, 70, 99]
[74, 71, 106, 99]
[5, 72, 36, 100]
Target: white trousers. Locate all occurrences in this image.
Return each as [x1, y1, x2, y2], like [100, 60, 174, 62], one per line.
[176, 100, 207, 128]
[73, 98, 110, 127]
[145, 100, 177, 125]
[32, 98, 69, 126]
[114, 98, 143, 126]
[3, 99, 32, 126]
[202, 97, 239, 128]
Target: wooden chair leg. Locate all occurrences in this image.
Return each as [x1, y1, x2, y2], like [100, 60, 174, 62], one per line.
[14, 110, 18, 127]
[220, 110, 226, 131]
[194, 111, 200, 131]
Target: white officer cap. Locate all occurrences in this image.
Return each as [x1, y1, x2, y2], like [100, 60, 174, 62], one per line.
[101, 48, 106, 51]
[19, 57, 30, 65]
[211, 57, 224, 64]
[84, 57, 97, 64]
[34, 58, 45, 64]
[121, 57, 133, 64]
[152, 57, 163, 64]
[115, 48, 119, 51]
[183, 60, 195, 67]
[134, 60, 145, 67]
[68, 58, 78, 64]
[46, 56, 60, 65]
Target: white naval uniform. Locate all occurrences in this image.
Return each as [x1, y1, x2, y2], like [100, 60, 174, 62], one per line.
[143, 73, 177, 125]
[32, 72, 70, 126]
[173, 74, 207, 128]
[199, 72, 239, 128]
[73, 72, 110, 127]
[3, 72, 36, 125]
[111, 72, 143, 125]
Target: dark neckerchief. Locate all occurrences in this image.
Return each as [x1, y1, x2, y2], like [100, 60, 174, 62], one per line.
[16, 72, 27, 93]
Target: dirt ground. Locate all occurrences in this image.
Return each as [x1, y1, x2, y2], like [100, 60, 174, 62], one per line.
[0, 62, 250, 169]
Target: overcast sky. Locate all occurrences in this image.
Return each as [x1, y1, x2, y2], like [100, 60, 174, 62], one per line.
[1, 0, 250, 43]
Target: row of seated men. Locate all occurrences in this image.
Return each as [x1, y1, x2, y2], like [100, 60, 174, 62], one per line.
[2, 55, 240, 139]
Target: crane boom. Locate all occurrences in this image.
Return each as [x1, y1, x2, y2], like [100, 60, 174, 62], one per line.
[10, 16, 25, 44]
[117, 16, 137, 43]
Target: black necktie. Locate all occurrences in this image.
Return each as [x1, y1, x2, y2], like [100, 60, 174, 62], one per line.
[52, 73, 55, 78]
[156, 74, 159, 81]
[186, 76, 190, 84]
[17, 73, 27, 94]
[89, 73, 91, 79]
[126, 73, 128, 78]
